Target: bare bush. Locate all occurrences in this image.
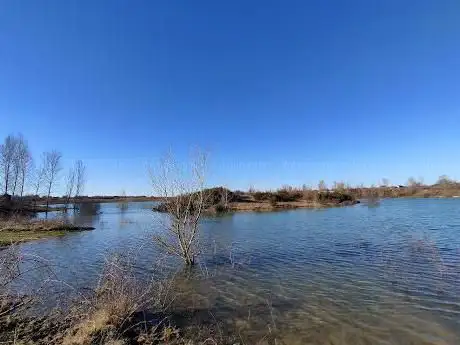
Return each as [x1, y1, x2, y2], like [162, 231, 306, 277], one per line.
[150, 151, 207, 266]
[62, 253, 175, 345]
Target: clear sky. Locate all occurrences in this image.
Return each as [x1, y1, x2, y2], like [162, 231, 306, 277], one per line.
[1, 0, 459, 195]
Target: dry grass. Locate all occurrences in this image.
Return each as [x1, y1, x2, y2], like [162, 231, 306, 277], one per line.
[0, 245, 279, 345]
[228, 200, 320, 212]
[0, 217, 94, 246]
[61, 254, 177, 345]
[228, 199, 356, 213]
[0, 218, 92, 232]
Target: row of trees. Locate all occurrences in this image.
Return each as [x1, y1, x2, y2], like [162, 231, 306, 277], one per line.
[0, 134, 86, 213]
[0, 134, 32, 197]
[306, 176, 458, 192]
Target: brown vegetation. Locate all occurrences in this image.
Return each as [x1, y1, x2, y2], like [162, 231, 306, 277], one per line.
[0, 250, 177, 345]
[153, 175, 460, 215]
[0, 245, 285, 345]
[346, 177, 460, 199]
[154, 186, 358, 215]
[0, 217, 94, 246]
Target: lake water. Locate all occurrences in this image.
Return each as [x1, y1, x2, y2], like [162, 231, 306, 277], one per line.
[16, 199, 460, 344]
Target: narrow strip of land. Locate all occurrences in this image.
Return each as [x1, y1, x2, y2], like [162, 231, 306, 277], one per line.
[0, 219, 94, 246]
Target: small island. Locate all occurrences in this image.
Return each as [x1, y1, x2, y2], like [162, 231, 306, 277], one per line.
[152, 187, 359, 214]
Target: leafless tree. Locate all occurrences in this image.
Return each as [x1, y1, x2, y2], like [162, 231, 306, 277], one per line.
[16, 135, 32, 197]
[220, 185, 231, 207]
[64, 167, 76, 209]
[43, 150, 62, 218]
[318, 180, 327, 191]
[0, 135, 18, 195]
[437, 175, 454, 186]
[10, 146, 21, 197]
[117, 189, 129, 211]
[31, 162, 45, 209]
[332, 181, 345, 191]
[74, 160, 86, 201]
[407, 176, 419, 187]
[150, 151, 207, 266]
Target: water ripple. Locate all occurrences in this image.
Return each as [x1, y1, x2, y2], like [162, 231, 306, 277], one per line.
[16, 198, 460, 343]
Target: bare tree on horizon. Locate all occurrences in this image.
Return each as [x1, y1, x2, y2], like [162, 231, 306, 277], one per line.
[74, 160, 86, 201]
[31, 161, 45, 209]
[16, 135, 32, 197]
[318, 180, 327, 191]
[0, 135, 18, 195]
[43, 150, 62, 218]
[64, 167, 76, 209]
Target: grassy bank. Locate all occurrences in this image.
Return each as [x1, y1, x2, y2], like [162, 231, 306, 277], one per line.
[0, 218, 94, 246]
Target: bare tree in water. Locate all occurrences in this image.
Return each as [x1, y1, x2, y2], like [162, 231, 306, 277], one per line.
[31, 162, 45, 209]
[117, 189, 129, 211]
[64, 166, 76, 209]
[150, 151, 207, 266]
[43, 151, 62, 218]
[74, 160, 86, 202]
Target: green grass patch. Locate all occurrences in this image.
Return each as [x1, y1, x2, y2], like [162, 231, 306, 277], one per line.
[0, 219, 94, 246]
[0, 230, 68, 246]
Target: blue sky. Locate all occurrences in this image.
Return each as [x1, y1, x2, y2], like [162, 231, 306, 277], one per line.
[1, 0, 459, 195]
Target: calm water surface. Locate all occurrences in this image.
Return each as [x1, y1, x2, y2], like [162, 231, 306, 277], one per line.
[18, 199, 460, 344]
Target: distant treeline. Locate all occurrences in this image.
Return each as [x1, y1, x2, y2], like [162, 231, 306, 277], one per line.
[0, 133, 86, 216]
[40, 195, 160, 205]
[246, 175, 460, 201]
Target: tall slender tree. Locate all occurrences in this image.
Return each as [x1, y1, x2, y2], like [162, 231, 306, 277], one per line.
[74, 160, 86, 200]
[0, 135, 18, 195]
[43, 151, 62, 218]
[64, 167, 76, 209]
[16, 135, 32, 197]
